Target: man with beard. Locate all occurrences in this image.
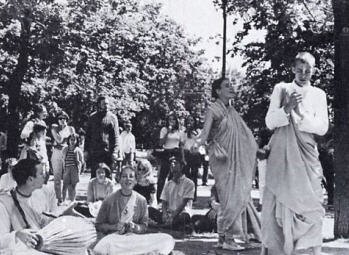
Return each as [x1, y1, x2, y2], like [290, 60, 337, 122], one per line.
[85, 96, 120, 178]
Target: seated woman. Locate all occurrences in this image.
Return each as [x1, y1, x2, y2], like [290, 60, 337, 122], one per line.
[133, 159, 157, 206]
[93, 165, 175, 255]
[75, 163, 114, 217]
[87, 163, 114, 203]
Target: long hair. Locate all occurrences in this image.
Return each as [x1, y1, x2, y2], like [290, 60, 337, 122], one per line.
[166, 113, 179, 132]
[185, 115, 197, 139]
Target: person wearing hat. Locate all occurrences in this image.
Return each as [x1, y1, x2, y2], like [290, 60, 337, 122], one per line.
[120, 120, 136, 166]
[148, 156, 194, 232]
[51, 111, 75, 205]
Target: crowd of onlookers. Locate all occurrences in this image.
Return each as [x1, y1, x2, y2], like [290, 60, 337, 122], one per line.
[0, 94, 213, 232]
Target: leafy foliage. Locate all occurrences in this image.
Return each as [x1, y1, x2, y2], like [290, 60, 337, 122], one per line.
[0, 0, 213, 150]
[214, 0, 334, 133]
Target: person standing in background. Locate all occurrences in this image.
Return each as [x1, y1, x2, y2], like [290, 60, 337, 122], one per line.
[51, 111, 75, 205]
[157, 113, 183, 202]
[20, 104, 48, 170]
[62, 133, 83, 202]
[181, 115, 201, 201]
[120, 120, 136, 166]
[84, 96, 120, 179]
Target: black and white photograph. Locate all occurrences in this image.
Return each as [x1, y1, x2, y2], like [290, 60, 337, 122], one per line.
[0, 0, 348, 254]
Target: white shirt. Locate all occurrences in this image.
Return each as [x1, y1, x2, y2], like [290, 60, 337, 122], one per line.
[29, 183, 58, 214]
[181, 129, 200, 151]
[0, 175, 57, 215]
[159, 127, 182, 150]
[120, 131, 136, 154]
[160, 175, 194, 215]
[265, 81, 328, 136]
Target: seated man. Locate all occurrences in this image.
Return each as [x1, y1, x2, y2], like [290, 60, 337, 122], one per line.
[0, 158, 77, 251]
[149, 156, 195, 232]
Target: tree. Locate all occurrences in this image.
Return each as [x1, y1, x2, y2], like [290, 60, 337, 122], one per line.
[333, 0, 349, 238]
[213, 0, 334, 132]
[0, 0, 212, 151]
[0, 0, 64, 156]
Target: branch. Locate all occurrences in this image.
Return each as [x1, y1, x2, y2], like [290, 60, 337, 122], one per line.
[301, 0, 317, 22]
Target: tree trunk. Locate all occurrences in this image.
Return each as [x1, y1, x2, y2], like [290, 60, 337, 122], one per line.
[333, 0, 349, 238]
[6, 16, 31, 157]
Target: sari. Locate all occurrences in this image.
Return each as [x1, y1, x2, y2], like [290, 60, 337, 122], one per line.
[205, 99, 261, 241]
[261, 88, 326, 254]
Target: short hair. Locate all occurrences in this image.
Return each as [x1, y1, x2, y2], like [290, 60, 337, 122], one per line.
[12, 159, 41, 186]
[33, 104, 46, 118]
[57, 111, 69, 120]
[121, 165, 136, 176]
[97, 96, 108, 104]
[96, 162, 111, 178]
[124, 121, 132, 128]
[211, 77, 228, 99]
[169, 156, 184, 169]
[294, 52, 316, 67]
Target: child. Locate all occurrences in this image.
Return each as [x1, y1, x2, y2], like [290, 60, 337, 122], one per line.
[62, 133, 83, 202]
[134, 159, 157, 207]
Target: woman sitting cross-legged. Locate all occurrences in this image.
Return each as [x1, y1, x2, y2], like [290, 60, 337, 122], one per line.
[74, 163, 114, 218]
[93, 165, 175, 255]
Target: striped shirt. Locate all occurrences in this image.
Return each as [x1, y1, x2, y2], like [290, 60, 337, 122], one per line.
[65, 147, 76, 168]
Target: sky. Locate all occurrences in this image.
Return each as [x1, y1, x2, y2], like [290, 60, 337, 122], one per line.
[145, 0, 266, 74]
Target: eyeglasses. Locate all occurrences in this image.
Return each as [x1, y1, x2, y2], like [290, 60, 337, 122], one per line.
[58, 118, 66, 120]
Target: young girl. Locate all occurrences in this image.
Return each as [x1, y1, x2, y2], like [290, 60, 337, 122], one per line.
[134, 159, 157, 206]
[62, 133, 83, 202]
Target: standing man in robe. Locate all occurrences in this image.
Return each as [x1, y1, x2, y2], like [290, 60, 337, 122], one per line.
[261, 52, 329, 255]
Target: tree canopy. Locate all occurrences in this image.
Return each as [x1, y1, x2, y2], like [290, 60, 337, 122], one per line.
[0, 0, 213, 150]
[214, 0, 334, 133]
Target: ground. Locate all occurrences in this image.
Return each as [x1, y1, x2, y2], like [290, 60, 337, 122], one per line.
[56, 167, 349, 255]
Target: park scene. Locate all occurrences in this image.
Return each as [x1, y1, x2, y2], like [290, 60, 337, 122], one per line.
[1, 0, 349, 254]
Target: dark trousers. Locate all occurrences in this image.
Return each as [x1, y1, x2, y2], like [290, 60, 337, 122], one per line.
[122, 152, 134, 166]
[183, 151, 201, 200]
[148, 207, 191, 231]
[156, 149, 179, 201]
[201, 154, 209, 185]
